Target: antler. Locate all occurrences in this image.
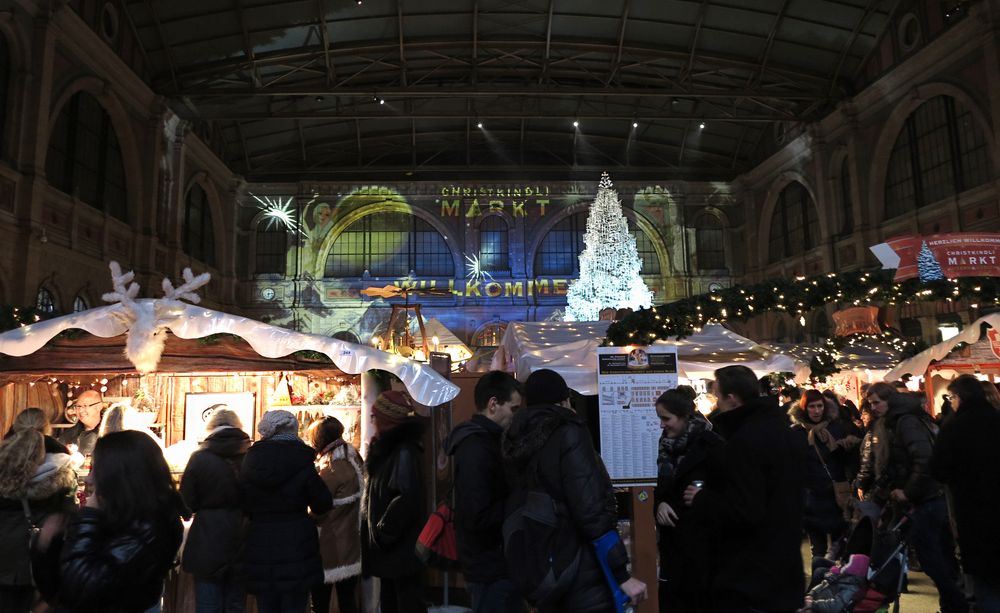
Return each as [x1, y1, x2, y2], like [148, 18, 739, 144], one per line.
[101, 261, 140, 305]
[162, 267, 211, 304]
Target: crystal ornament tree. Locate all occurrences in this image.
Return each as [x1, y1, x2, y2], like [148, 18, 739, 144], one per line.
[565, 173, 653, 321]
[917, 240, 945, 282]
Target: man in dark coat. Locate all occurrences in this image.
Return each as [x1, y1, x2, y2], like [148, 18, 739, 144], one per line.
[180, 407, 252, 613]
[57, 390, 104, 455]
[687, 365, 808, 613]
[361, 391, 429, 613]
[445, 371, 525, 613]
[866, 383, 967, 613]
[931, 375, 1000, 612]
[501, 369, 646, 613]
[240, 410, 332, 613]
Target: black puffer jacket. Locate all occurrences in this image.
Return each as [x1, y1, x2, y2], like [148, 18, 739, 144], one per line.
[180, 427, 251, 579]
[789, 405, 847, 533]
[445, 414, 508, 584]
[56, 507, 183, 613]
[883, 394, 941, 504]
[691, 396, 808, 612]
[930, 399, 1000, 578]
[361, 418, 428, 579]
[0, 438, 78, 588]
[240, 438, 333, 594]
[502, 404, 629, 613]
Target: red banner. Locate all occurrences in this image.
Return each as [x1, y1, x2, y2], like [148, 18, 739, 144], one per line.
[872, 233, 1000, 281]
[832, 306, 881, 338]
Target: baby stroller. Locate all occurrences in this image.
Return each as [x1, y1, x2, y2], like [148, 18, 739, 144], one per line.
[805, 509, 912, 613]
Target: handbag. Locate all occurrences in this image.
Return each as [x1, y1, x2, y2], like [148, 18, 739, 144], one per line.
[812, 444, 853, 515]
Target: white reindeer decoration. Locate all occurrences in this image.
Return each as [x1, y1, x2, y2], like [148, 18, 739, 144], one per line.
[102, 261, 211, 373]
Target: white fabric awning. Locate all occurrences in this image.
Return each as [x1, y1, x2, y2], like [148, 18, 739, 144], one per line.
[886, 312, 1000, 381]
[493, 321, 802, 395]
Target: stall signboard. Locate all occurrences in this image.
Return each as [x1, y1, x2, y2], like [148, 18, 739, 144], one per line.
[871, 233, 1000, 281]
[596, 345, 678, 485]
[184, 392, 256, 441]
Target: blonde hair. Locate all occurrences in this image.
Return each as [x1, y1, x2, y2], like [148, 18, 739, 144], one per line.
[0, 408, 48, 497]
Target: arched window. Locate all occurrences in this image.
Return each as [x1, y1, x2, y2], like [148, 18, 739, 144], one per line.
[45, 92, 127, 221]
[534, 211, 661, 276]
[183, 183, 215, 267]
[885, 95, 992, 219]
[767, 182, 819, 263]
[0, 35, 9, 152]
[36, 287, 57, 314]
[73, 295, 88, 312]
[472, 321, 507, 347]
[478, 216, 509, 274]
[693, 213, 726, 270]
[255, 222, 287, 275]
[324, 212, 454, 278]
[332, 330, 360, 344]
[840, 158, 854, 234]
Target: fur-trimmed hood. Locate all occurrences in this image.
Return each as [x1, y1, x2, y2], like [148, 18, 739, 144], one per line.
[788, 397, 841, 428]
[25, 452, 77, 500]
[501, 403, 581, 471]
[365, 417, 426, 473]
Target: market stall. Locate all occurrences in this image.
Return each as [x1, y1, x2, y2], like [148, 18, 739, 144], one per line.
[886, 312, 1000, 414]
[491, 320, 804, 395]
[765, 342, 901, 406]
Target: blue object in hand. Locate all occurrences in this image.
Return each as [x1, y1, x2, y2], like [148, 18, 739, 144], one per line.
[592, 530, 632, 613]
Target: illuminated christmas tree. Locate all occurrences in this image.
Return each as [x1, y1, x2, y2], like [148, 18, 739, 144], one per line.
[565, 173, 653, 321]
[917, 240, 944, 282]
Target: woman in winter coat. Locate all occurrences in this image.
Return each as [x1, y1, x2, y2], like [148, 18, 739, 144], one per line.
[0, 408, 78, 612]
[653, 389, 725, 612]
[52, 430, 185, 612]
[307, 416, 363, 613]
[790, 390, 848, 559]
[361, 391, 428, 613]
[180, 407, 252, 613]
[240, 410, 333, 613]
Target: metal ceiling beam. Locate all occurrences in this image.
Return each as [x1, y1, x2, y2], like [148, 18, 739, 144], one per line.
[754, 0, 791, 88]
[607, 0, 630, 86]
[142, 0, 180, 91]
[853, 0, 903, 82]
[198, 110, 800, 121]
[539, 0, 555, 84]
[828, 0, 880, 95]
[179, 85, 828, 100]
[315, 0, 334, 85]
[234, 120, 251, 171]
[472, 0, 479, 85]
[684, 0, 710, 84]
[397, 0, 407, 86]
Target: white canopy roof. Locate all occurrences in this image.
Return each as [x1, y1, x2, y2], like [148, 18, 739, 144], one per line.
[0, 301, 459, 407]
[493, 321, 802, 395]
[886, 312, 1000, 381]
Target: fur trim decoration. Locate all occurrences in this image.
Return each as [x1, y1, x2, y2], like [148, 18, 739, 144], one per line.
[324, 561, 362, 583]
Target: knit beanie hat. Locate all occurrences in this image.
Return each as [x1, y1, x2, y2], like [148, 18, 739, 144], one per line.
[374, 390, 416, 421]
[205, 405, 243, 432]
[257, 409, 298, 439]
[524, 369, 570, 406]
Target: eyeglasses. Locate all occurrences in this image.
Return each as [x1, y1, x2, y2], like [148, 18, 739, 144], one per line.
[72, 401, 103, 410]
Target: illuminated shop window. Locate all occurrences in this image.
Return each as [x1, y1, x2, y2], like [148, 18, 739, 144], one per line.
[534, 211, 661, 276]
[184, 183, 215, 267]
[73, 295, 88, 312]
[885, 96, 991, 219]
[45, 92, 127, 221]
[768, 182, 819, 263]
[36, 287, 57, 314]
[324, 212, 454, 278]
[255, 223, 287, 275]
[478, 216, 509, 273]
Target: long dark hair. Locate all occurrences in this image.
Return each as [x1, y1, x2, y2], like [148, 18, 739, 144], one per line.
[92, 431, 183, 528]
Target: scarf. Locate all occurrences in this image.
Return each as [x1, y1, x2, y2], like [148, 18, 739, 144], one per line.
[657, 415, 711, 484]
[799, 417, 837, 451]
[321, 438, 346, 456]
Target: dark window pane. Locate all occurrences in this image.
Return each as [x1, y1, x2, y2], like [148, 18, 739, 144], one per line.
[479, 216, 509, 273]
[184, 184, 215, 266]
[534, 211, 660, 276]
[0, 35, 9, 153]
[324, 212, 454, 278]
[695, 215, 726, 270]
[840, 158, 853, 234]
[769, 182, 818, 262]
[36, 288, 57, 314]
[255, 224, 287, 274]
[631, 228, 661, 275]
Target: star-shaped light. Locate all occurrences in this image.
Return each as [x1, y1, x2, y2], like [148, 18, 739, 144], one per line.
[251, 194, 307, 236]
[465, 254, 494, 284]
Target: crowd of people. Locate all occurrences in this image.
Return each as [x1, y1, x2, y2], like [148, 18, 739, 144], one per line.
[0, 365, 997, 613]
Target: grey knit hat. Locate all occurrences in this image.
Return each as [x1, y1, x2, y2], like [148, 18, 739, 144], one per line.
[257, 409, 298, 439]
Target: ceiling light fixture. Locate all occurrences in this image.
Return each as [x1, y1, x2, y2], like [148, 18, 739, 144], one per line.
[632, 121, 638, 128]
[573, 120, 579, 128]
[477, 122, 483, 129]
[699, 121, 706, 129]
[378, 97, 385, 105]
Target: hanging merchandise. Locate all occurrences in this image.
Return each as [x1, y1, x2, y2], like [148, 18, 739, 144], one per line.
[270, 374, 292, 407]
[565, 172, 652, 322]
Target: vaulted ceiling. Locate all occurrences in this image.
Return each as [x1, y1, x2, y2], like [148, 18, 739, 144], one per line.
[122, 0, 900, 182]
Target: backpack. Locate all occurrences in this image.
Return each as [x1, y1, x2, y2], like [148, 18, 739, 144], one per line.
[415, 502, 459, 569]
[502, 462, 582, 606]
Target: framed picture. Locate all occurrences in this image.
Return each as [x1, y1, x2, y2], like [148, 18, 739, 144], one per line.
[184, 392, 256, 441]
